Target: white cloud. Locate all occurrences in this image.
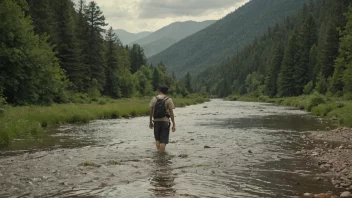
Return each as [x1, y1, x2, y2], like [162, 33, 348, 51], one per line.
[77, 0, 248, 33]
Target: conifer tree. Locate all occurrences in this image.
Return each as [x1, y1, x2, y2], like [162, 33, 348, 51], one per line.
[332, 5, 352, 94]
[83, 1, 107, 90]
[278, 33, 299, 97]
[265, 44, 283, 97]
[53, 0, 82, 90]
[104, 27, 121, 98]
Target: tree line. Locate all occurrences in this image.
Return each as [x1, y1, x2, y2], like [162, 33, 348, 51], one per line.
[0, 0, 192, 106]
[195, 0, 352, 99]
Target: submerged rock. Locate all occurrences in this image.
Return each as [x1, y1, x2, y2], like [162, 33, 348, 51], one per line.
[303, 193, 314, 197]
[203, 106, 208, 108]
[178, 154, 188, 158]
[340, 191, 352, 198]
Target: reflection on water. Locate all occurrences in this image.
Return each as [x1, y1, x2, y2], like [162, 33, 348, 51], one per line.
[149, 153, 176, 197]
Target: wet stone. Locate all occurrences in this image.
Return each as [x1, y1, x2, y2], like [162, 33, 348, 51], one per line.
[340, 191, 352, 198]
[178, 154, 188, 158]
[303, 193, 314, 197]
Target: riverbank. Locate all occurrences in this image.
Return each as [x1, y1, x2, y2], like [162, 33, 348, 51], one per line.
[0, 94, 209, 146]
[225, 93, 352, 127]
[295, 128, 352, 198]
[225, 94, 352, 197]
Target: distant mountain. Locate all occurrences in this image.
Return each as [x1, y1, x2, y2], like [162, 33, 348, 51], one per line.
[149, 0, 308, 77]
[113, 29, 151, 45]
[132, 20, 215, 57]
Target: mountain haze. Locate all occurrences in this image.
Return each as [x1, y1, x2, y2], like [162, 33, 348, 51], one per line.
[149, 0, 308, 77]
[132, 20, 215, 57]
[113, 29, 151, 45]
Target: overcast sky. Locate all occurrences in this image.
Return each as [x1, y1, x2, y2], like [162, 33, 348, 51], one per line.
[78, 0, 249, 33]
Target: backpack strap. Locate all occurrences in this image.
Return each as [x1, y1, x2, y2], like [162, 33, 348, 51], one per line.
[162, 97, 169, 102]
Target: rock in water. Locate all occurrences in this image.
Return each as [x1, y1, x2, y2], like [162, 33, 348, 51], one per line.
[203, 106, 208, 108]
[178, 154, 188, 158]
[340, 191, 352, 198]
[248, 150, 253, 154]
[303, 193, 314, 197]
[204, 145, 211, 149]
[314, 193, 332, 198]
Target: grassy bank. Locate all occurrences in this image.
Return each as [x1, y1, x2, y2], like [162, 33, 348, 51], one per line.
[225, 93, 352, 127]
[0, 94, 208, 146]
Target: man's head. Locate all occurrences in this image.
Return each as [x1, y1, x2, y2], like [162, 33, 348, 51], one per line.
[158, 85, 169, 94]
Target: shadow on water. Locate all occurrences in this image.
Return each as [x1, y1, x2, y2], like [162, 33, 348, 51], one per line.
[149, 153, 176, 197]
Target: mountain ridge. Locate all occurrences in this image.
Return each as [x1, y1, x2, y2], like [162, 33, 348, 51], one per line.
[132, 20, 215, 57]
[148, 0, 309, 77]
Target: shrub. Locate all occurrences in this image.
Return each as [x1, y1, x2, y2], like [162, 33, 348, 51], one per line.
[307, 92, 326, 111]
[303, 81, 314, 95]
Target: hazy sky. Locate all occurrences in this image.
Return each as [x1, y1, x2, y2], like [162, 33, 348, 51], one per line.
[78, 0, 249, 33]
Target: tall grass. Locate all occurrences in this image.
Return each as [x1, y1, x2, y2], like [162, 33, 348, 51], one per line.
[0, 95, 208, 146]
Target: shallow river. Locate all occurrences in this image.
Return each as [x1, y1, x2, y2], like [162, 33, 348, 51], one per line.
[0, 100, 337, 198]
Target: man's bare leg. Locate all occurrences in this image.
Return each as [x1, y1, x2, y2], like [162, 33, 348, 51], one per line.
[159, 143, 166, 153]
[156, 141, 160, 151]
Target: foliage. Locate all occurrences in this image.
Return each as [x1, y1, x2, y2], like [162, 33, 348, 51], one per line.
[195, 0, 351, 100]
[149, 0, 308, 77]
[0, 0, 68, 105]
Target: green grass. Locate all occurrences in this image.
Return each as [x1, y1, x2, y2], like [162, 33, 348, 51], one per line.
[0, 94, 208, 146]
[226, 93, 352, 127]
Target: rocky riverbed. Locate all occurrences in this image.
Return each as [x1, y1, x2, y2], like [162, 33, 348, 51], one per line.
[296, 127, 352, 198]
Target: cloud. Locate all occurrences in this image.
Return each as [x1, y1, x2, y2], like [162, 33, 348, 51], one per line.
[74, 0, 248, 32]
[139, 0, 247, 18]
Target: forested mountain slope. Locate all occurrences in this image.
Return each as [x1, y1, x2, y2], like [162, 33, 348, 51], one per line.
[194, 0, 351, 98]
[132, 20, 215, 57]
[113, 29, 151, 45]
[149, 0, 308, 77]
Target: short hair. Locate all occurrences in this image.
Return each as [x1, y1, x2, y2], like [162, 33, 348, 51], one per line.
[158, 85, 169, 94]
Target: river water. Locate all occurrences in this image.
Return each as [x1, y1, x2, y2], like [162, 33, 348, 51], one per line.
[0, 100, 337, 198]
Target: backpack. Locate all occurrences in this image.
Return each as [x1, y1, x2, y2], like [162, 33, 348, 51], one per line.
[153, 97, 169, 119]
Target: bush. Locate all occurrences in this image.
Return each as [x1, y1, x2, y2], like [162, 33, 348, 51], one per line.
[303, 81, 314, 95]
[307, 92, 326, 111]
[70, 93, 90, 104]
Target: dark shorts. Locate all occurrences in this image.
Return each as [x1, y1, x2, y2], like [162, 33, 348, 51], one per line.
[154, 121, 170, 144]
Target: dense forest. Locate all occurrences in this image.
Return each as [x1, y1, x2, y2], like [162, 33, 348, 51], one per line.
[0, 0, 191, 106]
[149, 0, 308, 77]
[195, 0, 352, 99]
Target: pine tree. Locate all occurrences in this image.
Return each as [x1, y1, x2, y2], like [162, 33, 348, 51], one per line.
[129, 44, 147, 73]
[26, 0, 55, 36]
[295, 14, 317, 95]
[278, 33, 299, 97]
[185, 72, 192, 93]
[52, 0, 82, 90]
[332, 5, 352, 94]
[319, 22, 340, 78]
[104, 27, 121, 98]
[265, 44, 283, 97]
[152, 67, 160, 91]
[83, 1, 108, 90]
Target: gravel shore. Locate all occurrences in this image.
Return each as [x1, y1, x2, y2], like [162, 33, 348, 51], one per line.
[296, 128, 352, 198]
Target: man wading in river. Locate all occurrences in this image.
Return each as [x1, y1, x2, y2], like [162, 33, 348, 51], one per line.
[149, 85, 176, 153]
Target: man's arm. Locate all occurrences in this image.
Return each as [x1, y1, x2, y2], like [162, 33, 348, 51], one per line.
[149, 107, 154, 129]
[169, 109, 176, 132]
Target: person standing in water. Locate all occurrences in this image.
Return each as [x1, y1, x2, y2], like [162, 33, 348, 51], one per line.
[149, 85, 176, 152]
